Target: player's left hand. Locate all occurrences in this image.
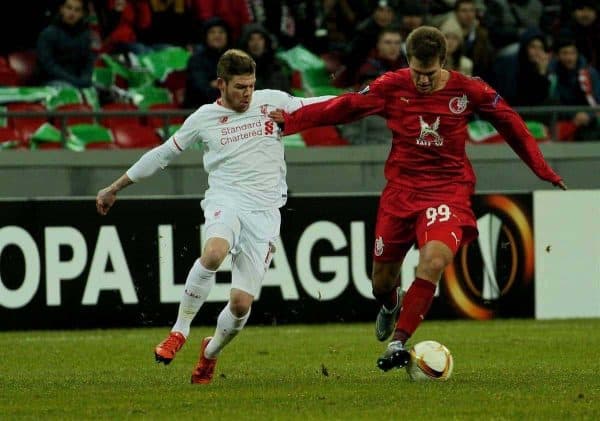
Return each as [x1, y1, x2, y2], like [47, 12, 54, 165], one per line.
[554, 180, 568, 190]
[268, 108, 286, 124]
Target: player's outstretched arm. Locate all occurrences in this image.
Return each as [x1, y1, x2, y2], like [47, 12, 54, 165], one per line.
[96, 173, 134, 215]
[269, 92, 384, 135]
[95, 139, 182, 215]
[476, 87, 565, 189]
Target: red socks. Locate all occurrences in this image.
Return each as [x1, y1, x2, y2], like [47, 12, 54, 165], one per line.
[393, 278, 436, 343]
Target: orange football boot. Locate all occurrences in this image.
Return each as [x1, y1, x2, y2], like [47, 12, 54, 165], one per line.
[154, 331, 186, 364]
[191, 337, 217, 384]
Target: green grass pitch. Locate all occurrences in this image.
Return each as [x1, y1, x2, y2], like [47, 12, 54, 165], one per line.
[2, 319, 599, 420]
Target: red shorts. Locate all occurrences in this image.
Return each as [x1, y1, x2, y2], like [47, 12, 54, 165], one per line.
[372, 184, 478, 263]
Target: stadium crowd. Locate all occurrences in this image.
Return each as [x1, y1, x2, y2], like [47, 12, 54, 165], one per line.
[0, 0, 599, 148]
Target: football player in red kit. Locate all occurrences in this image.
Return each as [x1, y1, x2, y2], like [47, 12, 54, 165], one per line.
[269, 26, 566, 372]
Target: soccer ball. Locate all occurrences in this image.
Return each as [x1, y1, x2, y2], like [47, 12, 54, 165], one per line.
[406, 340, 453, 381]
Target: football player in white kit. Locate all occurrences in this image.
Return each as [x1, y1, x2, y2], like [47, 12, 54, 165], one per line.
[95, 49, 333, 384]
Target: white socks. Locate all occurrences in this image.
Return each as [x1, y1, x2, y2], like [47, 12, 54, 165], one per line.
[171, 259, 216, 337]
[204, 305, 251, 359]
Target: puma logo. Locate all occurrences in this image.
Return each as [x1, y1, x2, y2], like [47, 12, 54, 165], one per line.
[451, 231, 460, 246]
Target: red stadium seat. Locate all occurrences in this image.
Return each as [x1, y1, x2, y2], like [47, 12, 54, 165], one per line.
[160, 70, 187, 106]
[100, 103, 141, 128]
[0, 57, 19, 86]
[0, 127, 27, 149]
[54, 103, 94, 126]
[7, 102, 47, 145]
[7, 50, 37, 86]
[36, 142, 63, 150]
[146, 103, 185, 129]
[556, 120, 577, 141]
[111, 124, 161, 149]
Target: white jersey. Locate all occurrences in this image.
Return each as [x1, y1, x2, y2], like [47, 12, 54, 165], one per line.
[169, 90, 331, 210]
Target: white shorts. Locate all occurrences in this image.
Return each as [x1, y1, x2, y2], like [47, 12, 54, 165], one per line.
[202, 203, 280, 297]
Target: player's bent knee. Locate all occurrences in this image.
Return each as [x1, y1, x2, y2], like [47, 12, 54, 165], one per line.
[418, 245, 453, 278]
[201, 239, 230, 269]
[423, 255, 449, 274]
[229, 289, 253, 317]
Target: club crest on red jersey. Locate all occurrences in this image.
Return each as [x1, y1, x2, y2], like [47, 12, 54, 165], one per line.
[416, 116, 444, 146]
[449, 94, 468, 114]
[374, 236, 384, 256]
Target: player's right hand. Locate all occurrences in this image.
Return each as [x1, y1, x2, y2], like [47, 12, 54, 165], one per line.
[96, 187, 117, 215]
[554, 180, 568, 191]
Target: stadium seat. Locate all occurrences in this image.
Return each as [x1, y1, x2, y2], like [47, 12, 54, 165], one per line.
[7, 50, 37, 86]
[146, 103, 185, 129]
[29, 122, 63, 150]
[160, 70, 187, 106]
[0, 127, 26, 149]
[556, 121, 577, 141]
[467, 120, 549, 144]
[92, 66, 115, 90]
[0, 58, 19, 86]
[47, 87, 84, 110]
[7, 102, 47, 145]
[100, 103, 141, 128]
[111, 124, 161, 149]
[54, 103, 94, 126]
[66, 123, 115, 151]
[128, 86, 173, 109]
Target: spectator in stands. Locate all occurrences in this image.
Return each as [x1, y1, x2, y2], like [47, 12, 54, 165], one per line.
[514, 28, 552, 107]
[567, 0, 600, 70]
[248, 0, 320, 51]
[356, 27, 407, 88]
[336, 0, 398, 87]
[484, 0, 544, 52]
[398, 0, 427, 41]
[184, 17, 230, 108]
[93, 0, 152, 54]
[314, 0, 371, 54]
[549, 35, 600, 140]
[539, 0, 564, 38]
[137, 0, 194, 49]
[239, 24, 291, 92]
[426, 0, 486, 22]
[427, 0, 455, 26]
[190, 0, 252, 45]
[440, 0, 494, 78]
[36, 0, 96, 88]
[441, 23, 473, 75]
[340, 26, 406, 145]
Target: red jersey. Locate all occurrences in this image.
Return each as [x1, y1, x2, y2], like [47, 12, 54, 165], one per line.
[283, 69, 561, 192]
